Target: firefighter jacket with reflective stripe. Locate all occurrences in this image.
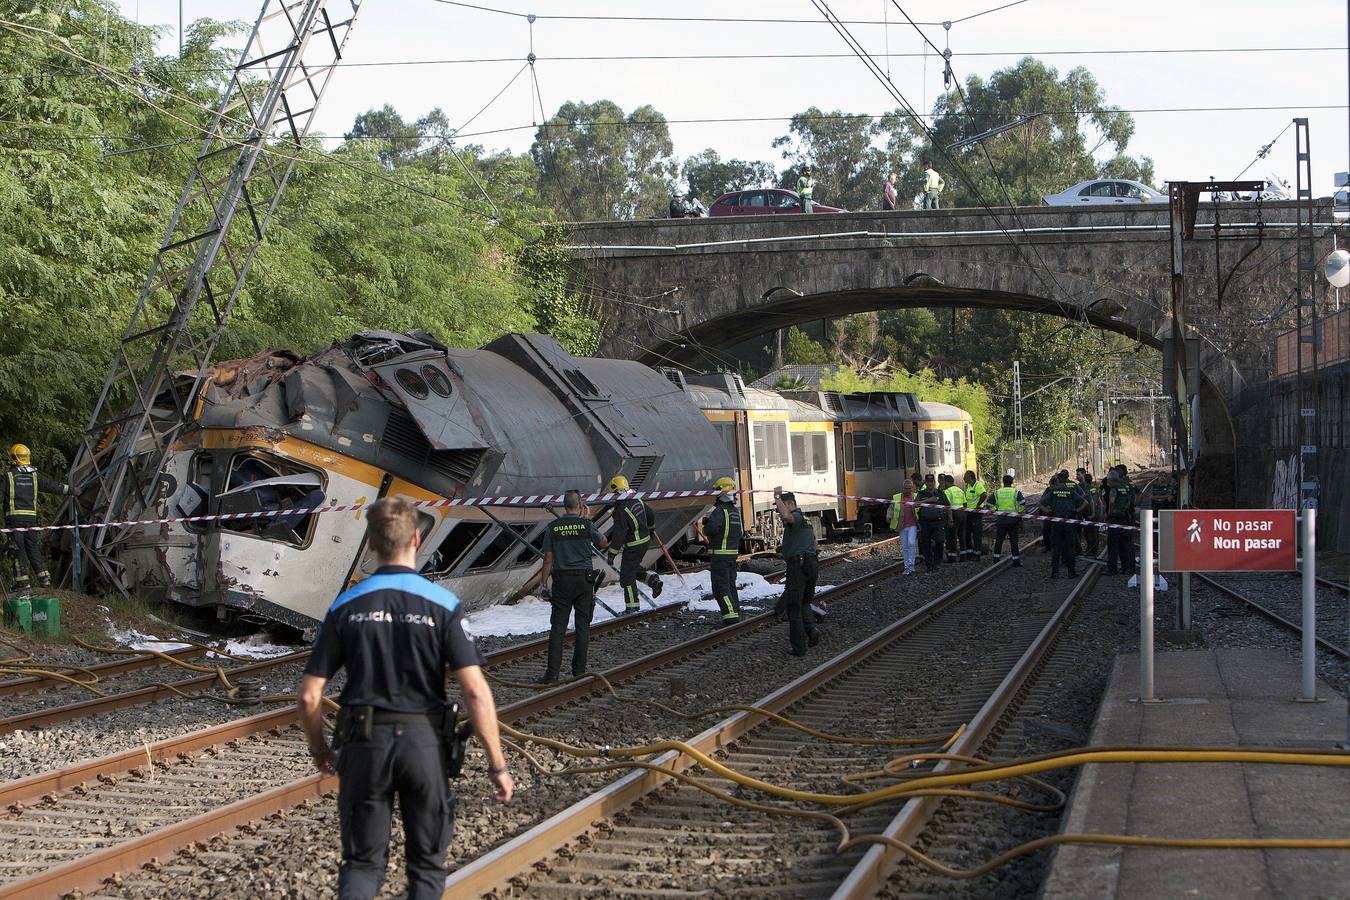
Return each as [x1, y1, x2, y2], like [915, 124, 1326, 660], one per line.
[611, 497, 654, 549]
[963, 480, 988, 510]
[703, 501, 742, 555]
[3, 466, 67, 519]
[991, 486, 1024, 513]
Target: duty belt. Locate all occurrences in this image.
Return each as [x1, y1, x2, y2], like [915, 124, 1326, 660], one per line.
[553, 569, 591, 577]
[371, 709, 443, 726]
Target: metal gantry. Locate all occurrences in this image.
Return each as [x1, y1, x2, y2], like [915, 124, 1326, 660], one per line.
[1292, 118, 1320, 511]
[67, 0, 364, 590]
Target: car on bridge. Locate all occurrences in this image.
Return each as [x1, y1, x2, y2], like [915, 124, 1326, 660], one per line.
[708, 188, 845, 216]
[1042, 179, 1164, 206]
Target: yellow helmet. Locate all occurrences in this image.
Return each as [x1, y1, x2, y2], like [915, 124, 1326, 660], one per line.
[9, 444, 30, 466]
[713, 476, 736, 492]
[606, 475, 630, 493]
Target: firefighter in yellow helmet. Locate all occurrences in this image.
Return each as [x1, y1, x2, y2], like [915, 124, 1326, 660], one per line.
[605, 475, 662, 613]
[3, 444, 68, 590]
[694, 477, 742, 626]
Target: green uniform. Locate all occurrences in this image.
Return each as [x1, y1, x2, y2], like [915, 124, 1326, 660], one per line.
[1041, 484, 1085, 576]
[541, 514, 604, 680]
[914, 487, 947, 570]
[778, 509, 818, 655]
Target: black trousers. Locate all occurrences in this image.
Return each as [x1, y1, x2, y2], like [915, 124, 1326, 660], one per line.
[4, 517, 46, 584]
[917, 520, 945, 570]
[1080, 519, 1100, 556]
[781, 553, 819, 654]
[946, 510, 965, 559]
[1050, 522, 1078, 575]
[963, 511, 984, 556]
[618, 544, 649, 609]
[709, 555, 741, 621]
[545, 572, 595, 678]
[993, 519, 1020, 558]
[1106, 522, 1134, 574]
[337, 721, 452, 900]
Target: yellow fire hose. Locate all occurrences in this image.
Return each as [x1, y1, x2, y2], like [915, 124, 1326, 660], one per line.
[489, 673, 1350, 878]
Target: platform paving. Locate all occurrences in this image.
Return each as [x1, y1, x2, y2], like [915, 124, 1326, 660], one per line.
[1040, 649, 1349, 900]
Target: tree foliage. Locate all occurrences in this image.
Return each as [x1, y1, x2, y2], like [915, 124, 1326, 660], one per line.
[530, 100, 676, 221]
[680, 149, 774, 202]
[772, 108, 922, 211]
[0, 1, 593, 473]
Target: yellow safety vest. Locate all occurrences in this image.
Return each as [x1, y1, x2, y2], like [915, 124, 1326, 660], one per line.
[944, 485, 965, 508]
[887, 493, 907, 530]
[964, 480, 987, 510]
[992, 486, 1023, 512]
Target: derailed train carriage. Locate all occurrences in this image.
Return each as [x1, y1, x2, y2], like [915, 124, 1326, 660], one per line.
[86, 331, 728, 629]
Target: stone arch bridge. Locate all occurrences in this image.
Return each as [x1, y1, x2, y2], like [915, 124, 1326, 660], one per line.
[563, 202, 1337, 504]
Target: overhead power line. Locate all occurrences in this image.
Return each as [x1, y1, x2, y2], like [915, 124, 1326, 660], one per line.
[428, 0, 1030, 26]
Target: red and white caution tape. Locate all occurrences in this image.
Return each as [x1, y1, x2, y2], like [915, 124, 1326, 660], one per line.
[0, 486, 1141, 535]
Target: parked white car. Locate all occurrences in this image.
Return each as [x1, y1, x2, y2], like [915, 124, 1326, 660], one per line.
[1042, 179, 1164, 205]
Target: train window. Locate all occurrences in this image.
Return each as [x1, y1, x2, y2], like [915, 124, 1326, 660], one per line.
[177, 453, 215, 532]
[791, 433, 810, 475]
[852, 432, 872, 471]
[924, 430, 940, 467]
[811, 433, 829, 473]
[513, 523, 548, 564]
[870, 431, 886, 469]
[467, 523, 534, 571]
[217, 453, 326, 547]
[423, 521, 490, 575]
[753, 422, 788, 468]
[952, 429, 963, 459]
[715, 422, 738, 468]
[904, 426, 918, 473]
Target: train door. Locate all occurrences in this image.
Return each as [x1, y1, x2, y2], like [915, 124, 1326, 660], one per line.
[345, 476, 444, 589]
[735, 412, 753, 525]
[838, 422, 858, 522]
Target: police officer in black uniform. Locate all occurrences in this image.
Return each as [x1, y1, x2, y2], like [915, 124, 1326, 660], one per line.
[775, 492, 820, 657]
[538, 490, 608, 682]
[297, 498, 513, 900]
[695, 477, 742, 626]
[914, 473, 949, 572]
[1039, 470, 1087, 578]
[2, 443, 68, 589]
[606, 475, 662, 613]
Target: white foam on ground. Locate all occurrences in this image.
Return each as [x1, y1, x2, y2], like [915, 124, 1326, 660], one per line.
[463, 571, 835, 638]
[107, 626, 192, 653]
[216, 633, 302, 659]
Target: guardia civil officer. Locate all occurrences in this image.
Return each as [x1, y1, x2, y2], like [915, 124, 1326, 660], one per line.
[539, 490, 609, 682]
[298, 497, 512, 900]
[961, 470, 989, 559]
[695, 477, 742, 626]
[2, 443, 68, 589]
[1102, 470, 1137, 576]
[987, 474, 1025, 566]
[1039, 470, 1086, 578]
[776, 492, 820, 656]
[606, 475, 663, 614]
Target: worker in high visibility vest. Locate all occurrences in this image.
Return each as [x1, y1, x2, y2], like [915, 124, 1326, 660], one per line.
[941, 474, 966, 562]
[886, 478, 918, 575]
[962, 470, 989, 559]
[986, 474, 1025, 566]
[695, 477, 743, 626]
[2, 443, 68, 589]
[797, 165, 815, 214]
[606, 475, 663, 613]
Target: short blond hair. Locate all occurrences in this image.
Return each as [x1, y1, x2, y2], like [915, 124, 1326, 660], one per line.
[366, 497, 418, 558]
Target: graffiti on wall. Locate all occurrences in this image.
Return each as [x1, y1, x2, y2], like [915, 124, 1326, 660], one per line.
[1271, 453, 1300, 509]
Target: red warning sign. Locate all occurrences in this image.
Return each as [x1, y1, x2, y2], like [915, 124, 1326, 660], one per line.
[1157, 510, 1297, 572]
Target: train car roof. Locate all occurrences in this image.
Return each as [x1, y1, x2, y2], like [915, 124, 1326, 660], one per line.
[916, 400, 973, 422]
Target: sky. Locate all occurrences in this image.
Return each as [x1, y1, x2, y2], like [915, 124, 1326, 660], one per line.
[115, 0, 1350, 196]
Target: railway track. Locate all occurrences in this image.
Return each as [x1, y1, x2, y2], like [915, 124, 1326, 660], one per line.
[0, 644, 206, 700]
[1195, 573, 1349, 660]
[445, 556, 1096, 897]
[0, 601, 686, 736]
[0, 553, 918, 898]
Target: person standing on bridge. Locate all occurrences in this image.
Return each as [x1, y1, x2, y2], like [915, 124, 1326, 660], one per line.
[922, 159, 945, 210]
[882, 172, 898, 210]
[797, 165, 815, 214]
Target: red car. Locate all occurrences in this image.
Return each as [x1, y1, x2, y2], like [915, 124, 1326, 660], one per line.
[708, 188, 845, 216]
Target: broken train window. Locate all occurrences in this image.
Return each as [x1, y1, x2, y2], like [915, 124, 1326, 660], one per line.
[216, 452, 327, 547]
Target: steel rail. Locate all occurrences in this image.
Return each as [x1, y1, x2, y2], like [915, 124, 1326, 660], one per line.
[1196, 573, 1348, 659]
[0, 563, 906, 896]
[0, 601, 686, 733]
[830, 564, 1101, 898]
[0, 644, 205, 698]
[441, 555, 1017, 896]
[1313, 574, 1348, 595]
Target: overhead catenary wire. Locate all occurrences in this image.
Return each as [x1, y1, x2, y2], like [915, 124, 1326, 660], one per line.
[428, 0, 1030, 26]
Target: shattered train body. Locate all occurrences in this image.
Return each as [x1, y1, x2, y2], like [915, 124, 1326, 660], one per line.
[102, 331, 729, 629]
